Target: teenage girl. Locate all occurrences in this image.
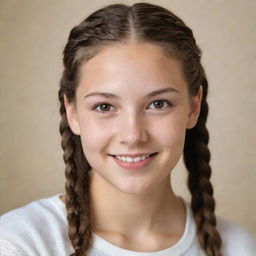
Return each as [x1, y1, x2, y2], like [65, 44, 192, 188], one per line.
[0, 2, 256, 256]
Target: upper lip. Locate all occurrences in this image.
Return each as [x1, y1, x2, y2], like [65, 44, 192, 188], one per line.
[110, 153, 157, 157]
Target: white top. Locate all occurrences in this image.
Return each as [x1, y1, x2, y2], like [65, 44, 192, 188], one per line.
[0, 194, 255, 256]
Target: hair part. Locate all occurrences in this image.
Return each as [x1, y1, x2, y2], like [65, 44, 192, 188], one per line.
[58, 2, 222, 255]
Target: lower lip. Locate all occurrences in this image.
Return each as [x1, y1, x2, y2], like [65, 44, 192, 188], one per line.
[111, 154, 157, 171]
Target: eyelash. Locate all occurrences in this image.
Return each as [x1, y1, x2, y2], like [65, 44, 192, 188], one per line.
[91, 99, 173, 113]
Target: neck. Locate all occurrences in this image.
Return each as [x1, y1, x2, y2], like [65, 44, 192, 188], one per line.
[89, 170, 185, 238]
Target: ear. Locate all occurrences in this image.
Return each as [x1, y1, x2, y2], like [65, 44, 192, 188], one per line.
[186, 85, 203, 129]
[63, 94, 81, 135]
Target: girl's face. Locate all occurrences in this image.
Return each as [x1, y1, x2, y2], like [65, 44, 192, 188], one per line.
[65, 42, 202, 195]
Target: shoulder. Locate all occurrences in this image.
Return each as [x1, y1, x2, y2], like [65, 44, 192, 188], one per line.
[0, 194, 71, 255]
[216, 215, 256, 255]
[0, 193, 66, 233]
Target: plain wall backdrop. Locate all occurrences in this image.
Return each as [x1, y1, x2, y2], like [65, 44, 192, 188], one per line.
[0, 0, 255, 235]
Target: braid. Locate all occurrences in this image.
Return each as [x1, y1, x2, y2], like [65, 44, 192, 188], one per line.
[183, 77, 222, 256]
[59, 94, 92, 256]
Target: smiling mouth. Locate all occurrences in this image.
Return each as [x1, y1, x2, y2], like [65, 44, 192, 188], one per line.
[109, 153, 158, 158]
[110, 152, 158, 163]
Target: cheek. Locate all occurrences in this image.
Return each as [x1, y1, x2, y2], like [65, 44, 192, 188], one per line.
[153, 113, 187, 145]
[78, 118, 113, 156]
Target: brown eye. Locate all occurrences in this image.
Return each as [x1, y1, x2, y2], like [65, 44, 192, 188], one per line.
[148, 99, 172, 110]
[153, 100, 164, 108]
[99, 104, 111, 111]
[92, 103, 114, 112]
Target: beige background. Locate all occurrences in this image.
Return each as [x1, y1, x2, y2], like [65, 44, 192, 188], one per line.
[0, 0, 255, 235]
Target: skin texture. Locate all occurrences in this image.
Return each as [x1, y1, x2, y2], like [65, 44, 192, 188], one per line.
[64, 42, 202, 251]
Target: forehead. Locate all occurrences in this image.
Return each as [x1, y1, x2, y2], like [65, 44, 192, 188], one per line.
[78, 42, 187, 93]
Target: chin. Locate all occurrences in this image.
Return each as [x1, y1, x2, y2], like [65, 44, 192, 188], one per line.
[115, 179, 157, 195]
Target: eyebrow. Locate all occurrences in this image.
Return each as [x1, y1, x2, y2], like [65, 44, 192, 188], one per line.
[84, 87, 180, 99]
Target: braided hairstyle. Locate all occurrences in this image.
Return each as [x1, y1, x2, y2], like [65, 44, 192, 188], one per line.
[58, 2, 222, 256]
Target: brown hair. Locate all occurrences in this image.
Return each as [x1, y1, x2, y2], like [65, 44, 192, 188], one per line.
[58, 2, 222, 256]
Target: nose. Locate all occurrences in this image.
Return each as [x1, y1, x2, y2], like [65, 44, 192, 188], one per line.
[118, 110, 148, 147]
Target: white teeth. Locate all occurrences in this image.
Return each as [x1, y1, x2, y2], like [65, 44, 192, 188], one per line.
[115, 154, 150, 162]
